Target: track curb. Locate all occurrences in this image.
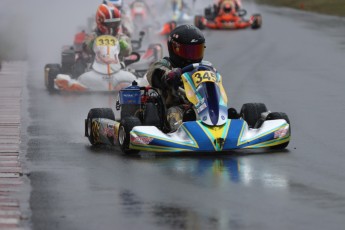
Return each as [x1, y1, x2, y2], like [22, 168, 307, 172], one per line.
[0, 62, 29, 230]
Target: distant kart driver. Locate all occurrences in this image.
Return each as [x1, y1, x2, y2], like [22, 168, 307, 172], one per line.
[214, 0, 242, 14]
[55, 4, 137, 91]
[83, 3, 132, 59]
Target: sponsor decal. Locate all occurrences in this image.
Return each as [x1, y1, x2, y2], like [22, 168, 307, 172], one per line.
[92, 121, 100, 143]
[130, 136, 153, 145]
[274, 128, 288, 139]
[197, 102, 207, 113]
[114, 123, 120, 144]
[103, 125, 115, 138]
[221, 115, 225, 120]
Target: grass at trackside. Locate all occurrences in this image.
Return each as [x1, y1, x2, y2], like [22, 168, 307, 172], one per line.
[254, 0, 345, 17]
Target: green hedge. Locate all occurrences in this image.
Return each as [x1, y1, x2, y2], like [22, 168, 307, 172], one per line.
[255, 0, 345, 17]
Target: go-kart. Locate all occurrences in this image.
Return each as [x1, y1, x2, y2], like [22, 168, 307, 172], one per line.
[194, 4, 262, 30]
[130, 0, 149, 26]
[85, 63, 291, 154]
[44, 34, 148, 92]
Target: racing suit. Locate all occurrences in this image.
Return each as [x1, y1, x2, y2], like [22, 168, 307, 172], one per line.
[146, 58, 213, 131]
[84, 29, 132, 59]
[146, 57, 181, 108]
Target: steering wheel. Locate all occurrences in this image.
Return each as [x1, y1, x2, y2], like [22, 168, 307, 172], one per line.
[181, 62, 215, 74]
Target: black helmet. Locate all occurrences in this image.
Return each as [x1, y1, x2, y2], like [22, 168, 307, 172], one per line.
[167, 25, 205, 68]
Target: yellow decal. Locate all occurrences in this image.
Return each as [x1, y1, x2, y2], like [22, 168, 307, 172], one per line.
[217, 74, 228, 104]
[95, 35, 117, 47]
[192, 71, 217, 88]
[182, 77, 199, 105]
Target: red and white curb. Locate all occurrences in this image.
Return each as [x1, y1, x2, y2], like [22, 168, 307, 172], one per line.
[0, 62, 27, 230]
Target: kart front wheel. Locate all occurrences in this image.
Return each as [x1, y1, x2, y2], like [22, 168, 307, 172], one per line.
[266, 112, 291, 149]
[118, 116, 142, 154]
[251, 14, 262, 29]
[194, 15, 205, 30]
[86, 108, 115, 145]
[240, 103, 268, 128]
[44, 64, 60, 92]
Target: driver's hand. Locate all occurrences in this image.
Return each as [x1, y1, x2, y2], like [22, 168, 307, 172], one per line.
[164, 68, 182, 89]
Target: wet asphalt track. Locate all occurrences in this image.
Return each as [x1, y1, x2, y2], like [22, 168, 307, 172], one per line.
[24, 2, 345, 230]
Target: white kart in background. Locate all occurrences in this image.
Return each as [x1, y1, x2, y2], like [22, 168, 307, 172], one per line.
[44, 34, 148, 93]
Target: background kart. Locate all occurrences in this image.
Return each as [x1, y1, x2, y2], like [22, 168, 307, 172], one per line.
[44, 32, 160, 92]
[84, 63, 291, 154]
[44, 34, 147, 93]
[195, 6, 262, 30]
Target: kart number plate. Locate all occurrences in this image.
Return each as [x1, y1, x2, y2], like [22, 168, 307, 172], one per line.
[192, 71, 217, 87]
[95, 35, 117, 47]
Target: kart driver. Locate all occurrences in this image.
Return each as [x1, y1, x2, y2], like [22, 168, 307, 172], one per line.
[55, 3, 137, 91]
[214, 0, 241, 14]
[84, 3, 132, 59]
[146, 24, 213, 131]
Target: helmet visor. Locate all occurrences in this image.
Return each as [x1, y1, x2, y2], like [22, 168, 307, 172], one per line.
[103, 18, 121, 29]
[224, 7, 232, 13]
[171, 41, 204, 61]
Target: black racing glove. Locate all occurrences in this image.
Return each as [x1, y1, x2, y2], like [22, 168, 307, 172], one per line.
[163, 68, 182, 89]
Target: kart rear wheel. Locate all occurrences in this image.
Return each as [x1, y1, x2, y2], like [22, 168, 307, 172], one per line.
[240, 103, 268, 128]
[251, 14, 262, 29]
[44, 64, 60, 92]
[266, 112, 290, 149]
[86, 108, 115, 145]
[194, 15, 205, 30]
[204, 7, 214, 20]
[118, 116, 141, 154]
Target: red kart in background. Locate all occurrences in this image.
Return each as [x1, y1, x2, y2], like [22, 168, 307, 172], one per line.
[195, 0, 262, 30]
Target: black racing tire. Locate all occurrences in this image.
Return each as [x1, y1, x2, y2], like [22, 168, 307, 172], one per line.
[240, 103, 268, 128]
[44, 64, 60, 92]
[251, 14, 262, 29]
[266, 112, 290, 149]
[118, 116, 142, 154]
[204, 7, 212, 17]
[194, 15, 205, 30]
[143, 102, 161, 128]
[86, 108, 115, 145]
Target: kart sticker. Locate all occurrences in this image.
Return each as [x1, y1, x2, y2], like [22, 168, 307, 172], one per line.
[131, 136, 153, 145]
[102, 124, 115, 138]
[192, 71, 217, 87]
[95, 35, 118, 47]
[274, 127, 289, 139]
[92, 120, 101, 143]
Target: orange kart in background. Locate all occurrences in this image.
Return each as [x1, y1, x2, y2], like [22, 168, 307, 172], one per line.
[195, 0, 262, 30]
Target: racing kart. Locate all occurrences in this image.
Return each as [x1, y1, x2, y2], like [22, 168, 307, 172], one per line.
[84, 63, 291, 154]
[194, 5, 262, 30]
[45, 30, 161, 85]
[44, 34, 148, 93]
[130, 0, 149, 27]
